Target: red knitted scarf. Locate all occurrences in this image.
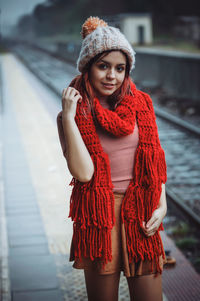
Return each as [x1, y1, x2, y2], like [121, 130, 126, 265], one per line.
[68, 80, 167, 273]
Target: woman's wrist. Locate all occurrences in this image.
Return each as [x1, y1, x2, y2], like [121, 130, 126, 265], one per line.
[158, 204, 167, 218]
[158, 198, 167, 217]
[157, 183, 167, 216]
[62, 113, 75, 123]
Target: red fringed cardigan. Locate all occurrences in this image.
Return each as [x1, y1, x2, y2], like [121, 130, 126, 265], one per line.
[58, 80, 167, 273]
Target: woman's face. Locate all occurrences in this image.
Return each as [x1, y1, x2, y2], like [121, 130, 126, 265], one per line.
[89, 51, 126, 100]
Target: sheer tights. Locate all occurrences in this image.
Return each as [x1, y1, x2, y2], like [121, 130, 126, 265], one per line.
[84, 270, 163, 301]
[127, 273, 163, 301]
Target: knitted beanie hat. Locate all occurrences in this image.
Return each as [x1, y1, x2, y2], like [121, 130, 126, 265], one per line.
[77, 16, 136, 73]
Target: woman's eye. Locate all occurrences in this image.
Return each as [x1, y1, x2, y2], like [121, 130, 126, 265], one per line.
[98, 64, 107, 70]
[117, 66, 125, 72]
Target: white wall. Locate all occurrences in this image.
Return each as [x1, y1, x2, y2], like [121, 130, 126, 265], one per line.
[122, 16, 153, 45]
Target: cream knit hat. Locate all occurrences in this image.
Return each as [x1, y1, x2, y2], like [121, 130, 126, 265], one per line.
[77, 16, 136, 73]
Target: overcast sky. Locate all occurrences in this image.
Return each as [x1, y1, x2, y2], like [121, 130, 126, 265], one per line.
[0, 0, 46, 34]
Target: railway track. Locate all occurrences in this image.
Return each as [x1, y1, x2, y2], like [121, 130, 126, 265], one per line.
[8, 42, 200, 228]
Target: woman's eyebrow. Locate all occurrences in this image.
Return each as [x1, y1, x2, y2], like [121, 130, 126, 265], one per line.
[98, 59, 126, 66]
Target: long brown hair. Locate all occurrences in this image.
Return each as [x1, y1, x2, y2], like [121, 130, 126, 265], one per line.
[70, 50, 132, 120]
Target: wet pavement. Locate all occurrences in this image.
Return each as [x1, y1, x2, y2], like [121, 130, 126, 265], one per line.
[0, 52, 200, 300]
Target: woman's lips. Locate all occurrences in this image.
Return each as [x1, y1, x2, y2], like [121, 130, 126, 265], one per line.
[102, 83, 115, 90]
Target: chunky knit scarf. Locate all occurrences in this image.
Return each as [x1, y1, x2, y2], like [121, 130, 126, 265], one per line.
[68, 80, 167, 273]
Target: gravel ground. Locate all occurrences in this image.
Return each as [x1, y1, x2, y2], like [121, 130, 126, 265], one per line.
[138, 84, 200, 128]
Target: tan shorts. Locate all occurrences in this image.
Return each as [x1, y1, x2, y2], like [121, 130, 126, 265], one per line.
[69, 192, 166, 278]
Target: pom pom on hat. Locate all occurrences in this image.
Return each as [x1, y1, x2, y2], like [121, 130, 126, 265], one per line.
[81, 16, 108, 39]
[77, 16, 136, 73]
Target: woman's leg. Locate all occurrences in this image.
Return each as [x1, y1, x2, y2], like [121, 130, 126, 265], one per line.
[84, 270, 121, 301]
[126, 273, 163, 301]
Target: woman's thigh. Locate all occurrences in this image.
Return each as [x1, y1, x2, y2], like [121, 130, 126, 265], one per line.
[84, 269, 121, 301]
[126, 273, 163, 301]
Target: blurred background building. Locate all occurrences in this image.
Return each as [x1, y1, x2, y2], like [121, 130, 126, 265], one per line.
[105, 13, 153, 45]
[0, 0, 200, 49]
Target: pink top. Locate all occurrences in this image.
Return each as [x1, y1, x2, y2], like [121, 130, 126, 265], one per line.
[56, 101, 139, 194]
[95, 99, 139, 193]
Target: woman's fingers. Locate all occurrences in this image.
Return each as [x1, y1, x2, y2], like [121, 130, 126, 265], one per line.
[68, 87, 77, 98]
[68, 87, 81, 99]
[62, 87, 71, 99]
[146, 226, 158, 236]
[142, 219, 157, 236]
[142, 207, 166, 237]
[142, 211, 161, 237]
[146, 218, 159, 234]
[142, 227, 158, 237]
[74, 94, 82, 103]
[146, 209, 161, 228]
[62, 88, 82, 105]
[146, 217, 156, 229]
[62, 87, 80, 99]
[62, 88, 67, 97]
[61, 87, 82, 118]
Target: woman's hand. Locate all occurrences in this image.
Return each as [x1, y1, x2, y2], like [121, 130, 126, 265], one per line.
[62, 87, 82, 119]
[142, 183, 167, 237]
[141, 206, 167, 237]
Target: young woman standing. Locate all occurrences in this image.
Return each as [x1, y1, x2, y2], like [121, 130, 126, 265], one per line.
[57, 17, 167, 301]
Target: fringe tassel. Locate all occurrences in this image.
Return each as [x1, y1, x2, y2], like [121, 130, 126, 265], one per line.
[121, 145, 166, 273]
[133, 145, 167, 187]
[68, 154, 115, 228]
[68, 154, 115, 265]
[72, 225, 112, 267]
[68, 182, 114, 227]
[124, 220, 165, 273]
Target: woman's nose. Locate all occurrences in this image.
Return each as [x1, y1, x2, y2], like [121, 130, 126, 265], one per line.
[106, 68, 115, 79]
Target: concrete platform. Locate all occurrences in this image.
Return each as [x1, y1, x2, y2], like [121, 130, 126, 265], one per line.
[0, 53, 199, 300]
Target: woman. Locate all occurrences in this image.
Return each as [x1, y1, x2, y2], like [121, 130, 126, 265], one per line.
[57, 17, 167, 301]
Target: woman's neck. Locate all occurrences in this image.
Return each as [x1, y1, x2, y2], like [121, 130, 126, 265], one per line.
[96, 94, 108, 104]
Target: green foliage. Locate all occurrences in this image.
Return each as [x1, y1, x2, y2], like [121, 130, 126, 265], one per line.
[194, 257, 200, 266]
[170, 222, 190, 237]
[176, 237, 198, 251]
